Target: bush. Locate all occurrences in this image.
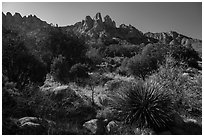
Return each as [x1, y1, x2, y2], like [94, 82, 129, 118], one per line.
[50, 55, 71, 83]
[169, 44, 201, 69]
[142, 43, 168, 65]
[109, 80, 174, 132]
[147, 56, 202, 117]
[47, 28, 86, 62]
[116, 57, 131, 76]
[2, 75, 18, 118]
[86, 47, 103, 66]
[127, 54, 158, 80]
[69, 63, 89, 80]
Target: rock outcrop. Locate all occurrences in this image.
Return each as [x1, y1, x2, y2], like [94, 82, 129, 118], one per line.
[83, 16, 94, 31]
[65, 12, 146, 44]
[104, 15, 116, 28]
[83, 118, 109, 134]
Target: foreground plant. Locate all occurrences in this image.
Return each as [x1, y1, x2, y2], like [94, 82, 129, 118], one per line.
[109, 81, 174, 132]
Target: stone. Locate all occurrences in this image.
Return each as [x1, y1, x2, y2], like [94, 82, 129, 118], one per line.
[106, 121, 118, 133]
[18, 117, 42, 126]
[83, 118, 108, 134]
[16, 117, 56, 135]
[17, 117, 46, 134]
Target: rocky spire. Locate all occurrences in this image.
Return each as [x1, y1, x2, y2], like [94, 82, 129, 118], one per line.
[93, 12, 104, 31]
[93, 12, 103, 23]
[83, 15, 94, 31]
[104, 15, 116, 28]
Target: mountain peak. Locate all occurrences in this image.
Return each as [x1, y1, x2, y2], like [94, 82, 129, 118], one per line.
[94, 12, 102, 22]
[104, 15, 116, 28]
[93, 12, 103, 31]
[6, 12, 12, 17]
[14, 12, 22, 18]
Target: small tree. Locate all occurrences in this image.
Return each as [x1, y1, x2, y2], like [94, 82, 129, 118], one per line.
[127, 54, 158, 80]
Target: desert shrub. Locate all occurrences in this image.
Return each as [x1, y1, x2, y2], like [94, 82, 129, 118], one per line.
[47, 28, 86, 62]
[127, 54, 158, 80]
[147, 56, 202, 117]
[109, 80, 174, 133]
[116, 57, 130, 76]
[169, 44, 201, 69]
[142, 43, 168, 64]
[69, 63, 89, 80]
[50, 55, 71, 83]
[2, 75, 18, 118]
[86, 47, 103, 66]
[104, 44, 140, 58]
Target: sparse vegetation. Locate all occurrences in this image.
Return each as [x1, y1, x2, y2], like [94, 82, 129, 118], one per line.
[2, 12, 202, 135]
[108, 80, 174, 132]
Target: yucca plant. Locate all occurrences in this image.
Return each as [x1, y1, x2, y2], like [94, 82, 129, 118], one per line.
[109, 81, 174, 132]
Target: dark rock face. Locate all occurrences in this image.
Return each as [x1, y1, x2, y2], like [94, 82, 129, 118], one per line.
[65, 12, 146, 44]
[83, 16, 94, 31]
[104, 15, 116, 28]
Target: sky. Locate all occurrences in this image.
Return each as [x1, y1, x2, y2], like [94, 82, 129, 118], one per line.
[2, 2, 202, 40]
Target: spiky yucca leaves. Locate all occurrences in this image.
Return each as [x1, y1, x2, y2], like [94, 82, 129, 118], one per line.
[109, 81, 174, 132]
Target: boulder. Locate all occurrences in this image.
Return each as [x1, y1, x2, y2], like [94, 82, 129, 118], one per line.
[17, 117, 46, 134]
[106, 121, 118, 133]
[18, 117, 41, 126]
[83, 118, 108, 134]
[17, 117, 56, 135]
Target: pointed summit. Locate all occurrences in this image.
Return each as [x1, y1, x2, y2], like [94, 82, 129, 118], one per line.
[83, 15, 94, 31]
[13, 12, 23, 23]
[6, 12, 12, 17]
[93, 12, 104, 31]
[104, 15, 116, 28]
[14, 12, 22, 18]
[94, 12, 103, 23]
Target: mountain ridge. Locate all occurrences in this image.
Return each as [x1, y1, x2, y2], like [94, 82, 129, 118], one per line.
[2, 12, 202, 51]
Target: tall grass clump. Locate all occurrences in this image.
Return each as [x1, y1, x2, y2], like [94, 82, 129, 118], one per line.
[109, 80, 174, 132]
[147, 56, 202, 117]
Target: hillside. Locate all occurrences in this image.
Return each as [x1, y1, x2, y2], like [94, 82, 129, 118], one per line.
[2, 12, 202, 135]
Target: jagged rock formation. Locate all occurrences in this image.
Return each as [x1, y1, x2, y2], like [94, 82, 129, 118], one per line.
[2, 12, 50, 36]
[2, 12, 202, 51]
[65, 12, 146, 44]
